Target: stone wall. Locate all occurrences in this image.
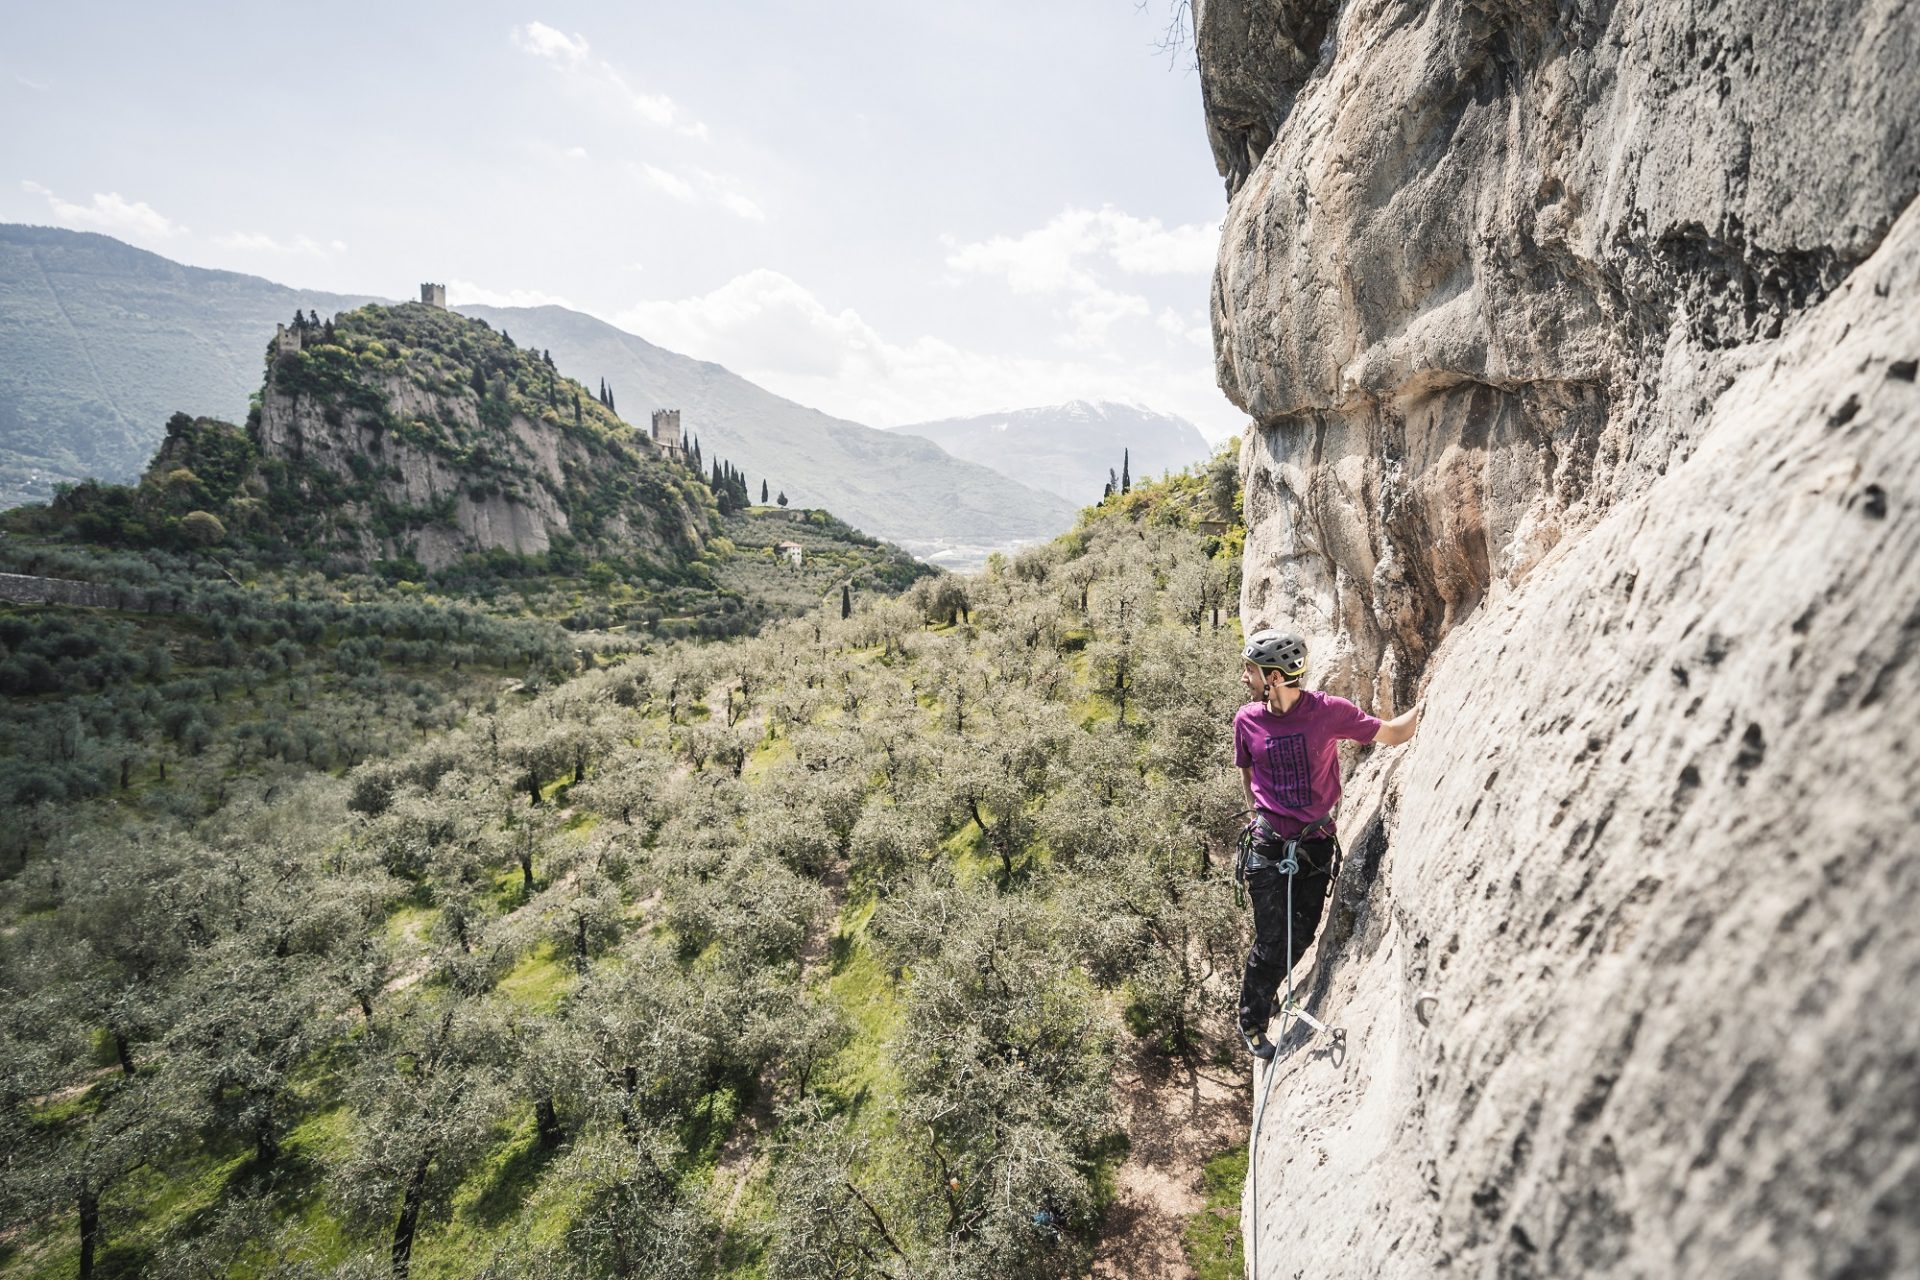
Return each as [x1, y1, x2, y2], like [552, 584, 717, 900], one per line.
[1198, 0, 1920, 1273]
[0, 572, 183, 612]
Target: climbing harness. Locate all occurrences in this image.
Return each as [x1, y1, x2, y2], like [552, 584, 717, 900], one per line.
[1241, 811, 1346, 1280]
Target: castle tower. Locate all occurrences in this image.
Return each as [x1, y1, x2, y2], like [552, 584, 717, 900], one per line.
[420, 282, 447, 309]
[651, 409, 683, 453]
[273, 323, 303, 355]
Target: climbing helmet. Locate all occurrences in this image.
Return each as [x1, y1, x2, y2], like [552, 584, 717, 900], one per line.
[1243, 628, 1308, 681]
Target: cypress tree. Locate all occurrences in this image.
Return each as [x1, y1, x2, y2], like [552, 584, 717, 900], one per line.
[841, 584, 851, 619]
[1122, 449, 1131, 495]
[606, 384, 615, 414]
[761, 479, 769, 504]
[573, 390, 582, 425]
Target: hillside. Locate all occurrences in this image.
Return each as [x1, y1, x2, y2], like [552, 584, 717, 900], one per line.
[893, 400, 1213, 507]
[0, 226, 1081, 555]
[1201, 0, 1920, 1274]
[0, 460, 1254, 1279]
[0, 225, 374, 506]
[11, 301, 714, 578]
[457, 304, 1081, 555]
[4, 299, 935, 647]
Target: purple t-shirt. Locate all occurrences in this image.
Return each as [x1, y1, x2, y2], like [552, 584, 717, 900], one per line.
[1233, 690, 1381, 836]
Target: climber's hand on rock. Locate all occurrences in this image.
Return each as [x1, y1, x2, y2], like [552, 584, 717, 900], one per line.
[1376, 701, 1421, 747]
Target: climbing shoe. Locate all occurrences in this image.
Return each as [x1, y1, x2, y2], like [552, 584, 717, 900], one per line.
[1241, 1028, 1277, 1062]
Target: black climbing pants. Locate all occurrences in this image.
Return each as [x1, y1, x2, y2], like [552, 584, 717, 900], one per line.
[1238, 836, 1338, 1035]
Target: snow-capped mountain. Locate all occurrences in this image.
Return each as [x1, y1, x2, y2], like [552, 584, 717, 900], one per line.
[891, 400, 1213, 506]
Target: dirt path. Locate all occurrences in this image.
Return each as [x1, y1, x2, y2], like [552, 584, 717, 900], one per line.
[1090, 1043, 1249, 1280]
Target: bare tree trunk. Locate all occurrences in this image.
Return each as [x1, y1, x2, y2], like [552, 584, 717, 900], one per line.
[255, 1115, 279, 1169]
[77, 1186, 100, 1280]
[390, 1155, 432, 1279]
[535, 1092, 562, 1149]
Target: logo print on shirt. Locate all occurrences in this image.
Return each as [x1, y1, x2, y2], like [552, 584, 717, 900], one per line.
[1263, 733, 1312, 810]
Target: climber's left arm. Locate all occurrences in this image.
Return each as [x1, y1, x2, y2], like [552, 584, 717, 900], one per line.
[1373, 702, 1421, 747]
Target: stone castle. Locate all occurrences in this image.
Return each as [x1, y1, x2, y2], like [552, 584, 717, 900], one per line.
[420, 282, 446, 309]
[650, 409, 682, 456]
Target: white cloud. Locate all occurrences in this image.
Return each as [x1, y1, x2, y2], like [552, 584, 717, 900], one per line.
[945, 217, 1100, 295]
[447, 279, 576, 310]
[564, 145, 590, 160]
[1061, 288, 1152, 351]
[640, 164, 695, 202]
[16, 74, 49, 92]
[21, 180, 185, 240]
[1104, 215, 1221, 275]
[1157, 305, 1212, 347]
[946, 207, 1219, 292]
[631, 163, 763, 219]
[718, 191, 764, 220]
[214, 230, 346, 256]
[942, 206, 1217, 350]
[699, 170, 765, 221]
[511, 22, 705, 138]
[512, 21, 589, 64]
[611, 269, 1242, 438]
[618, 270, 871, 381]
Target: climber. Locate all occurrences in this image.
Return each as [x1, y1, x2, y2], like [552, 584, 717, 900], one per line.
[1234, 628, 1420, 1060]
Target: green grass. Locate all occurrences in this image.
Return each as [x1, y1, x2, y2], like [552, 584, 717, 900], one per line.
[384, 903, 437, 947]
[408, 1108, 569, 1279]
[741, 731, 792, 782]
[1182, 1143, 1248, 1280]
[814, 935, 904, 1121]
[497, 940, 575, 1010]
[944, 821, 999, 886]
[809, 930, 923, 1233]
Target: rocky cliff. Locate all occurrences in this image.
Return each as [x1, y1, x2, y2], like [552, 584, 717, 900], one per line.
[1199, 0, 1920, 1273]
[255, 303, 711, 572]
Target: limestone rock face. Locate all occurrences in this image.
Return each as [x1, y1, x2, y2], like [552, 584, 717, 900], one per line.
[1205, 0, 1919, 706]
[257, 375, 565, 567]
[1200, 0, 1920, 1273]
[256, 368, 676, 571]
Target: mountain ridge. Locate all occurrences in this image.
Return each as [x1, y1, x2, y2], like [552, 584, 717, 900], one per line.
[454, 303, 1079, 555]
[891, 400, 1212, 506]
[0, 225, 1077, 553]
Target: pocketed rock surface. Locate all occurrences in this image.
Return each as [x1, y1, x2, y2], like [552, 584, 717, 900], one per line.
[1197, 0, 1920, 1273]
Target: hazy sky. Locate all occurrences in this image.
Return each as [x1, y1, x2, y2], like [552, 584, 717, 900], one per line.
[4, 1, 1244, 438]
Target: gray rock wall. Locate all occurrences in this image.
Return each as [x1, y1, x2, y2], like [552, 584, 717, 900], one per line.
[1206, 0, 1919, 706]
[1199, 0, 1920, 1273]
[255, 371, 641, 570]
[0, 571, 195, 612]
